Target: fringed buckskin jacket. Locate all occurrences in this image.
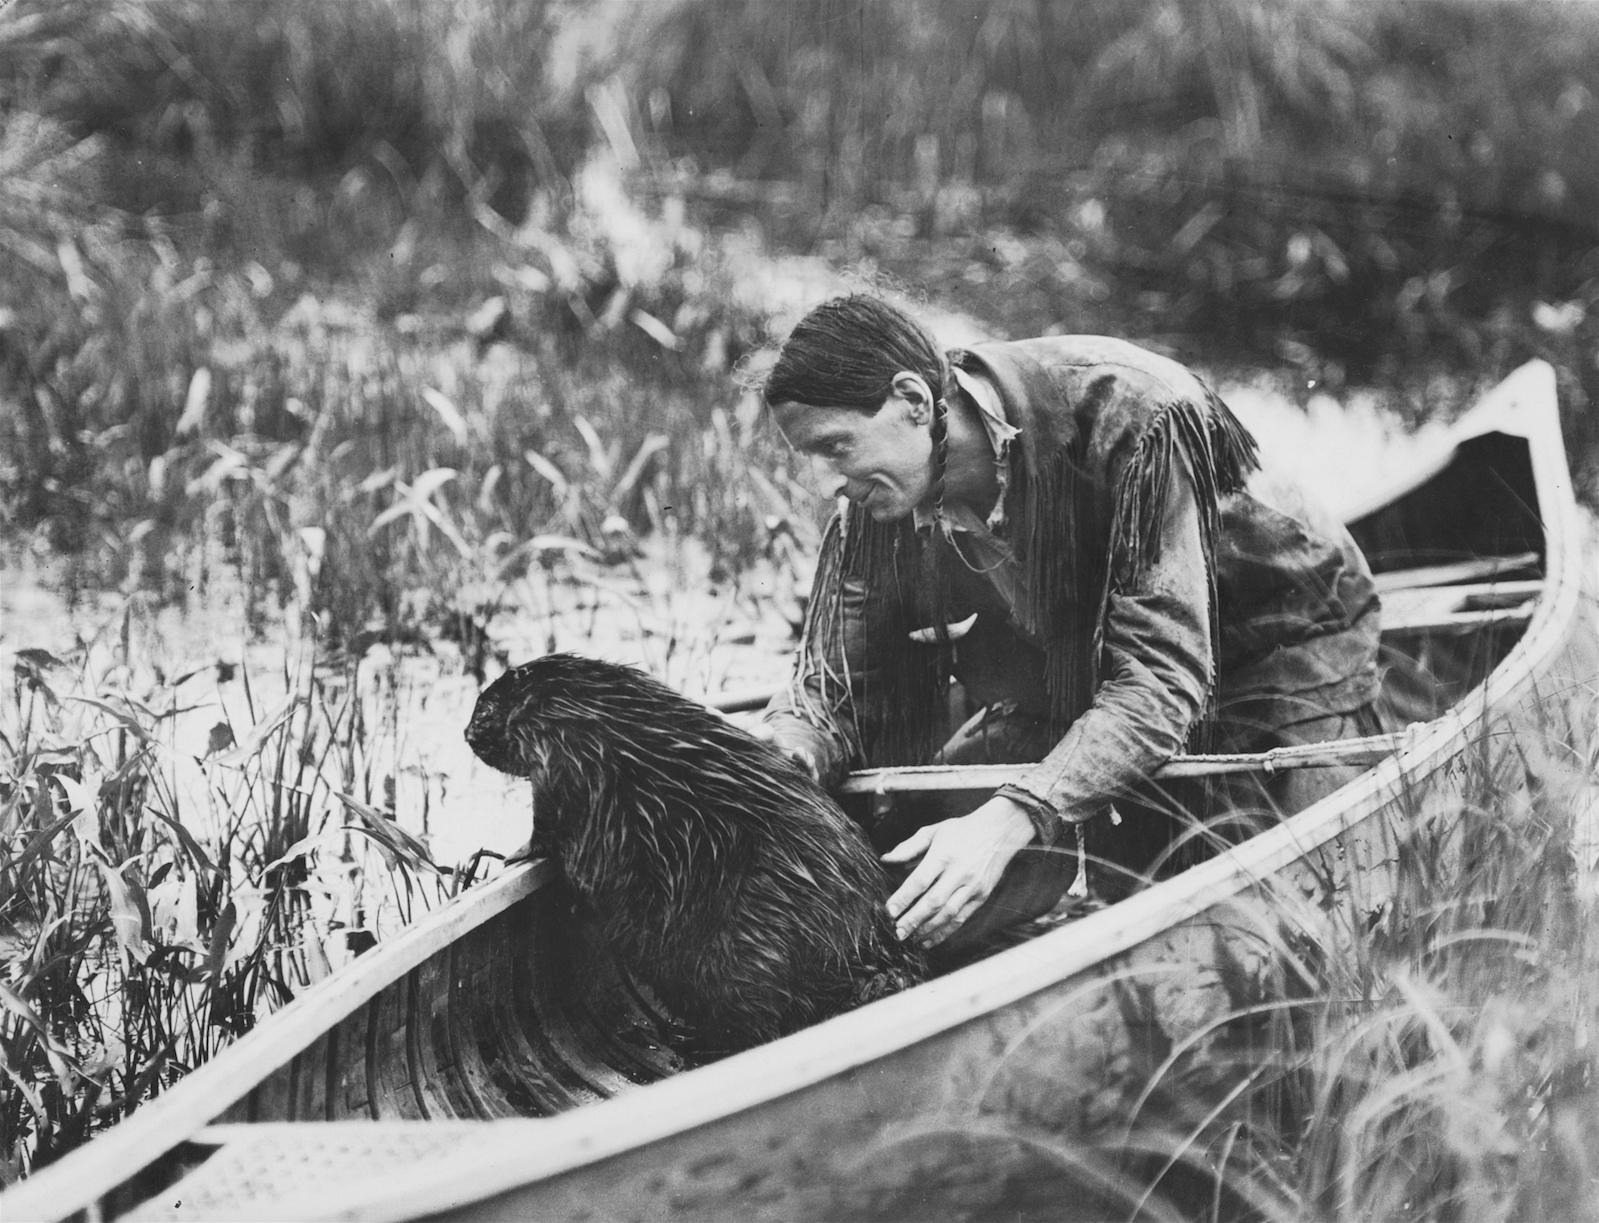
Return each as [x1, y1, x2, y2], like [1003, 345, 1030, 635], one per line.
[764, 336, 1381, 828]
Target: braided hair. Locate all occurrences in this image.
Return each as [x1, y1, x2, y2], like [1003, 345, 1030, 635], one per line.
[926, 389, 949, 527]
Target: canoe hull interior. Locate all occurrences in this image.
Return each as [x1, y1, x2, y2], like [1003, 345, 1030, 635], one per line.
[212, 887, 681, 1124]
[1349, 428, 1547, 726]
[1349, 429, 1545, 574]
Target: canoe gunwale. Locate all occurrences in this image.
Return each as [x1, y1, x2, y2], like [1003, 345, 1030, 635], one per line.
[207, 362, 1593, 1222]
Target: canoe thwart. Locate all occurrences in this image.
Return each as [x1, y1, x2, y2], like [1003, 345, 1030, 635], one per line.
[1380, 604, 1535, 635]
[836, 732, 1413, 795]
[1379, 578, 1541, 635]
[1370, 551, 1540, 593]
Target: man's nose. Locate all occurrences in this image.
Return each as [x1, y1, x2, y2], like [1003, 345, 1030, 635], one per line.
[809, 456, 848, 498]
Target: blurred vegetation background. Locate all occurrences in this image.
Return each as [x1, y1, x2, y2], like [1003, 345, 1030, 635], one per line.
[1, 0, 1596, 641]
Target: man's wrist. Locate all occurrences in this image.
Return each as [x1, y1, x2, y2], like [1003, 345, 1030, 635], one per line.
[978, 796, 1042, 856]
[994, 784, 1063, 848]
[979, 793, 1050, 852]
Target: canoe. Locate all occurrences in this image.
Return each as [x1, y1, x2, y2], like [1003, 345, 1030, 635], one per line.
[5, 361, 1595, 1222]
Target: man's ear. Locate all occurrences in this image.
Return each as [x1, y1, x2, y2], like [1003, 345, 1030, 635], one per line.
[891, 371, 935, 423]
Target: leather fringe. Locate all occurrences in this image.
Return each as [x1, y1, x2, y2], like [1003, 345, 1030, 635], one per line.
[1094, 389, 1259, 751]
[790, 506, 952, 767]
[1013, 443, 1101, 743]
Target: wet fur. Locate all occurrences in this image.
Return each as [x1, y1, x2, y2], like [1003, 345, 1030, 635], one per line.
[466, 654, 924, 1054]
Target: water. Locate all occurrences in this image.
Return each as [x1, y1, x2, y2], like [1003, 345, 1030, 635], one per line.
[1, 536, 800, 871]
[0, 388, 1448, 868]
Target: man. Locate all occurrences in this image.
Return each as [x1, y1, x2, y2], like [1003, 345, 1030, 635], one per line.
[756, 295, 1380, 953]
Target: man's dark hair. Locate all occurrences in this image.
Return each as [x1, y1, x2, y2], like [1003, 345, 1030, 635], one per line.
[762, 295, 954, 413]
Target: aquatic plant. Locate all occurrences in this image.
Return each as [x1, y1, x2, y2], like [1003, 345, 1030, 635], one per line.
[0, 614, 456, 1182]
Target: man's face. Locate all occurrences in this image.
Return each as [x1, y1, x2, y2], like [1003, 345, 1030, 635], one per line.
[772, 385, 934, 522]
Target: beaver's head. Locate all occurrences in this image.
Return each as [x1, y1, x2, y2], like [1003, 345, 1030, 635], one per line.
[466, 653, 685, 779]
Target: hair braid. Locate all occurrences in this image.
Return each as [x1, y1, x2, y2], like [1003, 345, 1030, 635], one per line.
[928, 391, 949, 526]
[917, 373, 957, 642]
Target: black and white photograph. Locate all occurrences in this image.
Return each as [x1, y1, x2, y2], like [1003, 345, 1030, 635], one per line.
[2, 2, 1596, 1219]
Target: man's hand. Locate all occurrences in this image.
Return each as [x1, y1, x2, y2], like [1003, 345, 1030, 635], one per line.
[883, 797, 1037, 947]
[746, 720, 825, 783]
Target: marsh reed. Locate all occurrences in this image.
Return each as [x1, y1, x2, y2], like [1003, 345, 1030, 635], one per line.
[1016, 723, 1599, 1222]
[0, 607, 470, 1183]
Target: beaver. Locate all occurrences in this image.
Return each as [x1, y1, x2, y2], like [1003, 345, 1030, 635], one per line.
[465, 653, 925, 1056]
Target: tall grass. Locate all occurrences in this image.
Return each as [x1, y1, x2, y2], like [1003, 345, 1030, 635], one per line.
[0, 131, 819, 651]
[1044, 726, 1599, 1221]
[0, 611, 462, 1183]
[0, 0, 832, 646]
[1258, 741, 1599, 1222]
[615, 0, 1599, 477]
[0, 0, 587, 231]
[8, 0, 1597, 621]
